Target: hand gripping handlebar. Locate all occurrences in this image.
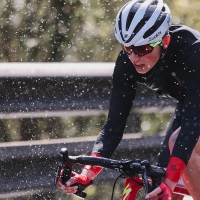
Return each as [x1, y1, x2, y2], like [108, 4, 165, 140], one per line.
[52, 148, 166, 199]
[52, 148, 92, 199]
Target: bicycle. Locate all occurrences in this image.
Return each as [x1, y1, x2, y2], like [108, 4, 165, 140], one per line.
[52, 148, 191, 200]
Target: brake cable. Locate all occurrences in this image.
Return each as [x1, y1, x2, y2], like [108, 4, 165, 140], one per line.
[110, 173, 124, 200]
[110, 173, 143, 200]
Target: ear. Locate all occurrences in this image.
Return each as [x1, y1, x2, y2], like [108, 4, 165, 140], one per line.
[162, 35, 171, 49]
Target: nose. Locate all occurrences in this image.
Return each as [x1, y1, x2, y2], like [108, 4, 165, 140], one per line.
[128, 52, 140, 62]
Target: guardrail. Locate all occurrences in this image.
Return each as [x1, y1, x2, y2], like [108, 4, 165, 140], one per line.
[0, 62, 175, 119]
[0, 62, 113, 118]
[0, 134, 164, 198]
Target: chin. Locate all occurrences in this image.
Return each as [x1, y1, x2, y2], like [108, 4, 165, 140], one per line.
[135, 65, 152, 74]
[135, 68, 149, 74]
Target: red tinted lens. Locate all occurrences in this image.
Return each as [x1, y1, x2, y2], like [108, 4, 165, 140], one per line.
[133, 45, 153, 56]
[122, 45, 132, 54]
[123, 44, 153, 56]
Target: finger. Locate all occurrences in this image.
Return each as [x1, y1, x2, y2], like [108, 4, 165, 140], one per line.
[57, 180, 78, 192]
[158, 192, 165, 199]
[57, 177, 64, 188]
[158, 191, 171, 200]
[64, 185, 78, 194]
[57, 181, 78, 193]
[145, 187, 162, 199]
[66, 177, 77, 186]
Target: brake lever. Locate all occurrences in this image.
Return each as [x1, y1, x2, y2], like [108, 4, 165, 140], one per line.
[149, 165, 165, 189]
[52, 148, 72, 190]
[140, 160, 154, 200]
[73, 181, 93, 199]
[52, 148, 92, 199]
[141, 166, 153, 194]
[52, 161, 63, 190]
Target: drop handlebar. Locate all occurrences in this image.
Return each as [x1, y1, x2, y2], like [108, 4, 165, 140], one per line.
[52, 148, 165, 199]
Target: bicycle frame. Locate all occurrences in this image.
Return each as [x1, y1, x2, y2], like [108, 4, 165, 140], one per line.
[122, 177, 191, 200]
[122, 177, 143, 200]
[174, 184, 190, 196]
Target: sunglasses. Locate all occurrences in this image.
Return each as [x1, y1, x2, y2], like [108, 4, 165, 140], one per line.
[122, 39, 162, 57]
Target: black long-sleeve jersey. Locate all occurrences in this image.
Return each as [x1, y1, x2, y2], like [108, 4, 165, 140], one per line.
[92, 25, 200, 165]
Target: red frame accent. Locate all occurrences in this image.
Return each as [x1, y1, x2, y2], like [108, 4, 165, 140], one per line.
[174, 184, 190, 196]
[121, 177, 190, 199]
[121, 177, 143, 200]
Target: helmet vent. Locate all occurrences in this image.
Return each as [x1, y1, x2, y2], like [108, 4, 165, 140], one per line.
[132, 17, 150, 36]
[127, 4, 157, 36]
[143, 13, 167, 39]
[126, 3, 141, 31]
[162, 6, 166, 11]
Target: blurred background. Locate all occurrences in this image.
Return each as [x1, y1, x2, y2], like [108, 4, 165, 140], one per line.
[0, 0, 199, 199]
[0, 0, 200, 63]
[1, 0, 199, 142]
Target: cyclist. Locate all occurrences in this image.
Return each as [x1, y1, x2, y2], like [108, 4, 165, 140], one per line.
[57, 0, 200, 199]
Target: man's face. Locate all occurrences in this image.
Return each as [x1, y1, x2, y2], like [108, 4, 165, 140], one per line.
[128, 44, 161, 74]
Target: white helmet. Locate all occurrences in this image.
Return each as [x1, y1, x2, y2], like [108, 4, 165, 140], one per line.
[114, 0, 172, 46]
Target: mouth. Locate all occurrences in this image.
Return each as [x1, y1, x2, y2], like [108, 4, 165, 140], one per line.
[133, 63, 145, 70]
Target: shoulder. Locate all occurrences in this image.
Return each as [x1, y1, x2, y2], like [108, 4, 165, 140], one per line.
[113, 50, 138, 81]
[169, 25, 200, 42]
[166, 25, 200, 60]
[115, 50, 133, 71]
[183, 43, 200, 72]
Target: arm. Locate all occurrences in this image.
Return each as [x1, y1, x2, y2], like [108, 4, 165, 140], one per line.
[57, 51, 137, 193]
[92, 50, 137, 158]
[170, 44, 200, 164]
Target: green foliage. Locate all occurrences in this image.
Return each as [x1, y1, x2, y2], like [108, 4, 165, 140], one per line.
[0, 0, 123, 62]
[140, 113, 172, 135]
[1, 0, 199, 62]
[0, 115, 107, 142]
[0, 112, 172, 142]
[170, 0, 200, 31]
[62, 114, 107, 137]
